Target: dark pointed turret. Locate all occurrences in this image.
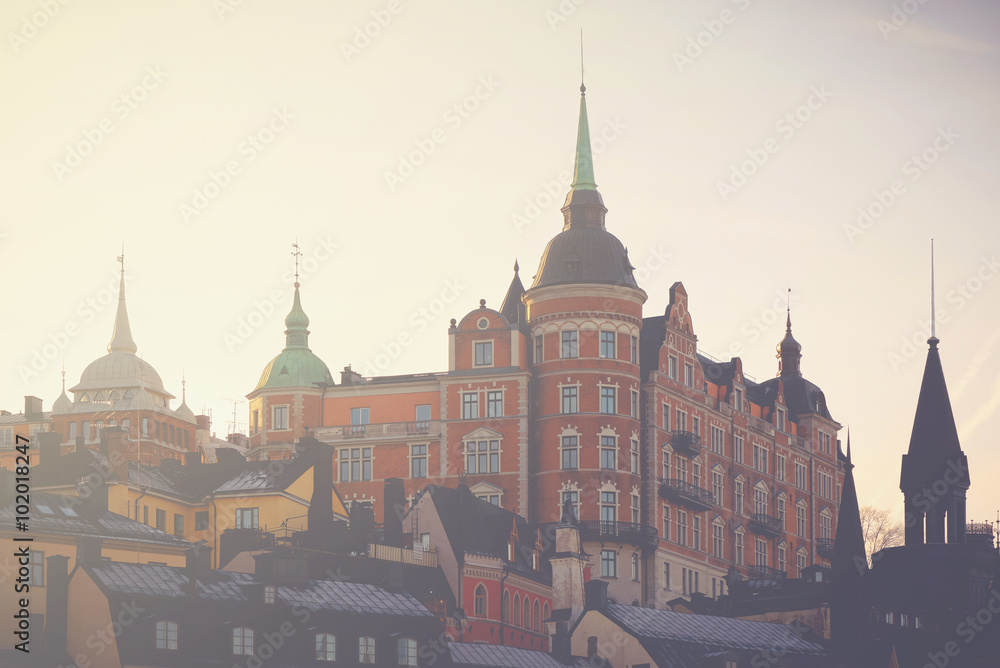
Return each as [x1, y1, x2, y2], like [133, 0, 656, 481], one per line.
[499, 260, 525, 323]
[900, 336, 969, 545]
[776, 303, 802, 377]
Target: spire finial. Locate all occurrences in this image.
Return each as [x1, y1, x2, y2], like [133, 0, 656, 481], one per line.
[513, 259, 519, 274]
[846, 428, 852, 464]
[580, 30, 586, 94]
[108, 251, 138, 354]
[930, 239, 936, 341]
[292, 239, 302, 288]
[786, 287, 792, 333]
[61, 363, 66, 392]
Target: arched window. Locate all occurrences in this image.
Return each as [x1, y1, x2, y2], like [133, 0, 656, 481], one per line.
[533, 600, 541, 632]
[474, 585, 487, 618]
[513, 594, 521, 626]
[315, 633, 335, 661]
[232, 627, 254, 656]
[502, 591, 511, 623]
[155, 621, 177, 650]
[543, 603, 550, 626]
[523, 597, 530, 630]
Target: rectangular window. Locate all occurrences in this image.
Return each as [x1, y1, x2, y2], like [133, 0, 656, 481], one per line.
[693, 515, 701, 551]
[562, 490, 580, 522]
[462, 393, 479, 420]
[474, 341, 493, 366]
[684, 363, 694, 388]
[820, 513, 832, 540]
[143, 506, 149, 525]
[359, 636, 376, 664]
[155, 509, 166, 531]
[601, 549, 617, 578]
[631, 553, 640, 581]
[631, 390, 639, 418]
[465, 440, 500, 474]
[754, 487, 768, 515]
[600, 331, 616, 359]
[630, 439, 640, 474]
[68, 422, 77, 440]
[273, 406, 289, 430]
[600, 491, 617, 523]
[173, 513, 184, 538]
[778, 545, 787, 573]
[631, 335, 638, 364]
[734, 435, 744, 464]
[778, 497, 786, 525]
[561, 386, 578, 414]
[252, 410, 260, 434]
[663, 506, 671, 541]
[776, 454, 786, 481]
[736, 532, 744, 565]
[795, 462, 807, 489]
[711, 426, 724, 455]
[29, 551, 44, 587]
[195, 511, 209, 531]
[155, 621, 178, 650]
[340, 447, 373, 482]
[676, 410, 687, 433]
[682, 567, 689, 595]
[82, 421, 90, 441]
[693, 462, 701, 489]
[600, 387, 616, 414]
[797, 550, 807, 574]
[561, 435, 578, 470]
[735, 480, 744, 515]
[662, 403, 670, 431]
[600, 435, 616, 470]
[713, 523, 724, 558]
[712, 471, 723, 503]
[734, 388, 743, 411]
[561, 330, 578, 358]
[756, 538, 767, 566]
[350, 407, 369, 425]
[478, 494, 501, 506]
[141, 418, 148, 437]
[631, 493, 641, 524]
[677, 510, 688, 547]
[534, 334, 543, 363]
[797, 505, 807, 536]
[487, 390, 503, 418]
[235, 508, 259, 529]
[662, 451, 671, 480]
[415, 404, 432, 423]
[663, 562, 670, 590]
[776, 408, 786, 432]
[668, 356, 678, 380]
[411, 444, 427, 478]
[677, 456, 688, 482]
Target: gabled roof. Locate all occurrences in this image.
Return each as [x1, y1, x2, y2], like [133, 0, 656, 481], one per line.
[449, 641, 591, 667]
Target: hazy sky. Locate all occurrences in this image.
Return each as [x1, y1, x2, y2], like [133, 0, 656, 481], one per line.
[3, 0, 998, 527]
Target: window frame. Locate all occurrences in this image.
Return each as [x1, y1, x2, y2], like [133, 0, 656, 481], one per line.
[273, 405, 290, 431]
[561, 330, 579, 358]
[474, 340, 494, 367]
[155, 620, 178, 650]
[599, 330, 616, 359]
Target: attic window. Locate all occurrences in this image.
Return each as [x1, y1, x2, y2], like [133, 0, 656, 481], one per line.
[60, 507, 78, 517]
[36, 505, 54, 515]
[264, 585, 276, 604]
[123, 389, 134, 400]
[80, 394, 89, 403]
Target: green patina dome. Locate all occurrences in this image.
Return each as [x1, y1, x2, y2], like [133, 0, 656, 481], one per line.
[254, 283, 334, 391]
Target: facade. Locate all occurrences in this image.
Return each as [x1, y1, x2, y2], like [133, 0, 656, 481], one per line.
[247, 82, 844, 610]
[0, 395, 51, 469]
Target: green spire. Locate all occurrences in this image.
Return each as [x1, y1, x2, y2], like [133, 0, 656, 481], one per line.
[570, 85, 597, 191]
[283, 282, 310, 350]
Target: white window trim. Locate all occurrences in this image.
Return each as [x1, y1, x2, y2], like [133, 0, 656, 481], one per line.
[472, 339, 495, 368]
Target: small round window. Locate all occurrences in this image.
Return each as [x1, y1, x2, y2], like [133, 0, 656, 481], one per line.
[477, 318, 489, 330]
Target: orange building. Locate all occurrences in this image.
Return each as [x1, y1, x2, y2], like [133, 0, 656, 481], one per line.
[247, 82, 846, 611]
[0, 395, 52, 470]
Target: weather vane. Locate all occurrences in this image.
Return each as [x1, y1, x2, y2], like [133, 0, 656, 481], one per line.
[580, 30, 586, 93]
[116, 242, 125, 273]
[291, 239, 302, 287]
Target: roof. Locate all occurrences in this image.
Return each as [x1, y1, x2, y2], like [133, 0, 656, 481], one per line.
[0, 411, 51, 425]
[499, 262, 525, 324]
[0, 492, 188, 547]
[88, 560, 435, 617]
[253, 284, 334, 391]
[449, 641, 591, 668]
[602, 602, 828, 667]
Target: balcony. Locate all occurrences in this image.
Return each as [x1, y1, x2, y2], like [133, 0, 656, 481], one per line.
[368, 543, 438, 568]
[659, 478, 715, 512]
[817, 538, 836, 559]
[577, 520, 659, 550]
[746, 565, 787, 582]
[966, 523, 995, 547]
[668, 430, 702, 457]
[749, 513, 782, 537]
[313, 420, 442, 443]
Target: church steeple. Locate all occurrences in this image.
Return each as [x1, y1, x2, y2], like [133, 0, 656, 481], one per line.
[284, 242, 311, 351]
[108, 249, 138, 354]
[776, 293, 802, 377]
[570, 83, 597, 192]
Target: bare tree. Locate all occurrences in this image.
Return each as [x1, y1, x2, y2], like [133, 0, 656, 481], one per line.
[860, 505, 904, 565]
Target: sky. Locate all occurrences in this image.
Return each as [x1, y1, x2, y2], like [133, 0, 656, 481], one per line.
[3, 0, 999, 528]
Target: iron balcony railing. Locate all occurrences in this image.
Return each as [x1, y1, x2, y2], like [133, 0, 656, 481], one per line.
[966, 523, 995, 546]
[817, 538, 836, 559]
[659, 478, 715, 511]
[577, 520, 659, 550]
[669, 430, 702, 456]
[313, 420, 442, 442]
[747, 565, 787, 581]
[749, 513, 783, 537]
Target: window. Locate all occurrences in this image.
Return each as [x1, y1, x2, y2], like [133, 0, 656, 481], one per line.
[735, 480, 744, 514]
[143, 506, 149, 525]
[663, 506, 671, 541]
[735, 530, 744, 565]
[561, 330, 578, 358]
[797, 549, 807, 574]
[350, 407, 370, 425]
[195, 511, 209, 531]
[797, 503, 807, 536]
[662, 451, 671, 480]
[600, 331, 616, 358]
[710, 426, 724, 455]
[734, 387, 744, 411]
[776, 408, 786, 432]
[29, 551, 44, 587]
[233, 628, 254, 656]
[631, 390, 639, 418]
[474, 341, 493, 366]
[676, 410, 687, 433]
[155, 621, 178, 650]
[795, 462, 807, 489]
[561, 435, 578, 470]
[631, 335, 638, 364]
[630, 439, 640, 473]
[415, 404, 431, 423]
[562, 490, 580, 521]
[141, 418, 148, 437]
[601, 549, 617, 577]
[252, 410, 260, 434]
[561, 386, 578, 414]
[340, 448, 373, 482]
[712, 470, 723, 504]
[677, 456, 688, 483]
[478, 494, 501, 506]
[156, 509, 167, 531]
[662, 403, 670, 431]
[264, 585, 276, 604]
[82, 421, 90, 441]
[692, 417, 700, 438]
[534, 334, 544, 363]
[693, 515, 702, 550]
[273, 406, 289, 430]
[359, 636, 376, 664]
[465, 439, 500, 474]
[474, 585, 487, 617]
[397, 638, 417, 666]
[668, 356, 678, 380]
[819, 471, 833, 499]
[820, 509, 832, 540]
[631, 494, 640, 524]
[754, 487, 768, 515]
[682, 567, 689, 595]
[753, 443, 768, 473]
[600, 387, 616, 414]
[68, 422, 77, 440]
[533, 600, 541, 632]
[631, 553, 640, 581]
[600, 491, 617, 523]
[487, 391, 503, 417]
[692, 461, 701, 489]
[677, 510, 688, 547]
[713, 522, 724, 558]
[316, 633, 336, 661]
[776, 454, 786, 481]
[684, 363, 694, 387]
[411, 444, 427, 478]
[756, 538, 767, 566]
[462, 393, 479, 419]
[235, 508, 258, 529]
[663, 561, 671, 589]
[513, 594, 521, 626]
[734, 435, 744, 464]
[778, 545, 787, 573]
[600, 436, 616, 469]
[173, 513, 184, 538]
[523, 597, 530, 629]
[503, 591, 511, 623]
[777, 497, 786, 526]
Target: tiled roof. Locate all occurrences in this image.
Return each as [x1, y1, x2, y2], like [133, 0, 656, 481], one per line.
[0, 411, 50, 425]
[449, 642, 590, 668]
[89, 561, 435, 617]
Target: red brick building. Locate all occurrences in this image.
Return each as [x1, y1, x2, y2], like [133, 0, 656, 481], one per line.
[248, 82, 846, 610]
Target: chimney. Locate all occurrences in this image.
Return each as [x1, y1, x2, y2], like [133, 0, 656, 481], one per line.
[383, 478, 405, 548]
[349, 501, 375, 549]
[103, 426, 130, 483]
[38, 431, 63, 467]
[302, 437, 335, 535]
[584, 579, 608, 612]
[195, 414, 211, 431]
[184, 540, 212, 592]
[340, 365, 364, 385]
[76, 537, 103, 563]
[24, 396, 43, 418]
[550, 520, 586, 626]
[551, 621, 572, 662]
[44, 555, 70, 655]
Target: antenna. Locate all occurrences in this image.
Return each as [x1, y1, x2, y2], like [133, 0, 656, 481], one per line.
[930, 239, 936, 339]
[223, 398, 245, 435]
